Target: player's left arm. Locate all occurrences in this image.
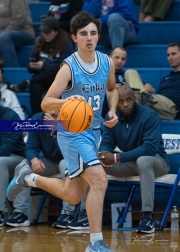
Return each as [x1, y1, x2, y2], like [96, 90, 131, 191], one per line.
[104, 58, 119, 127]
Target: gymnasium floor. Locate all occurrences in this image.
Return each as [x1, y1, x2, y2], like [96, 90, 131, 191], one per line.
[0, 224, 179, 252]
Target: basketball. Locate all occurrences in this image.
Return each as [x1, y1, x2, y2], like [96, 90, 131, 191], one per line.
[58, 99, 94, 133]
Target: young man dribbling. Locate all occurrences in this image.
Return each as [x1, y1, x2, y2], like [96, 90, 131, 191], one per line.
[7, 11, 118, 252]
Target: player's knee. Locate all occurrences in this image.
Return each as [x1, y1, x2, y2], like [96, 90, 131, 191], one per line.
[65, 194, 81, 205]
[91, 173, 108, 192]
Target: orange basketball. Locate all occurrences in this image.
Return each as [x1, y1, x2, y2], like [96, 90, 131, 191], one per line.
[58, 99, 94, 133]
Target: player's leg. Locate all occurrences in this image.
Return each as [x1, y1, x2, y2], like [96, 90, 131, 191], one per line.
[81, 164, 115, 252]
[81, 164, 108, 233]
[7, 162, 87, 205]
[35, 174, 87, 205]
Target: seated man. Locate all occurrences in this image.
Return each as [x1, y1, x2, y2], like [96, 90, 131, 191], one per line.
[5, 110, 79, 227]
[110, 46, 155, 93]
[102, 46, 156, 118]
[125, 42, 180, 120]
[0, 103, 25, 226]
[82, 0, 139, 48]
[99, 85, 170, 234]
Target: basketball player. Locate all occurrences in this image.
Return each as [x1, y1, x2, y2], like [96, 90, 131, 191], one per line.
[7, 11, 118, 252]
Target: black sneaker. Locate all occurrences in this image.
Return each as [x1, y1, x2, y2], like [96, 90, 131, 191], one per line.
[140, 91, 157, 106]
[0, 212, 4, 227]
[67, 215, 89, 230]
[6, 212, 30, 227]
[52, 214, 74, 229]
[136, 216, 155, 234]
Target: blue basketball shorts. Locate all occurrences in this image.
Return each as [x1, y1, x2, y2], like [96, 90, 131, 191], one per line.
[57, 128, 101, 179]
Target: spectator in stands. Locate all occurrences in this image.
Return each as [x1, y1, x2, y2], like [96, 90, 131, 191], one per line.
[110, 46, 155, 93]
[0, 66, 25, 120]
[130, 42, 180, 120]
[0, 0, 35, 67]
[106, 45, 179, 120]
[9, 16, 74, 114]
[82, 0, 139, 48]
[102, 46, 155, 118]
[48, 0, 84, 33]
[99, 84, 170, 234]
[134, 0, 174, 21]
[0, 102, 25, 226]
[5, 110, 79, 227]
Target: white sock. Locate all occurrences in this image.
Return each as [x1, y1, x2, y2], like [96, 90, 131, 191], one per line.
[90, 232, 103, 245]
[24, 173, 39, 187]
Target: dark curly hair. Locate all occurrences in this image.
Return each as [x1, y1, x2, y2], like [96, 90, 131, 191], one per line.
[70, 11, 101, 36]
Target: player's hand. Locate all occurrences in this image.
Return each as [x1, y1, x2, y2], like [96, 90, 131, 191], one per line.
[66, 95, 86, 101]
[103, 111, 118, 128]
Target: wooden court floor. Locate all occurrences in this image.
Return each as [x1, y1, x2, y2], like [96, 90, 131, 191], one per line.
[0, 223, 180, 252]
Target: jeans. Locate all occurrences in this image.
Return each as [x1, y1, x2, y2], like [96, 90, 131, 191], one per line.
[0, 154, 24, 212]
[0, 30, 34, 67]
[107, 13, 136, 47]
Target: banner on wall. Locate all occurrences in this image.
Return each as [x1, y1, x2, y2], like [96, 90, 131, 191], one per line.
[162, 134, 180, 154]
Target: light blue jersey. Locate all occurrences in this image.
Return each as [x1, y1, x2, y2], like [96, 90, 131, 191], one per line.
[62, 50, 110, 128]
[57, 51, 111, 179]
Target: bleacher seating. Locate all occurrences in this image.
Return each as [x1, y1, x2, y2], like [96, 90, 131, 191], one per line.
[7, 65, 170, 89]
[4, 0, 179, 117]
[5, 0, 179, 118]
[17, 46, 33, 67]
[135, 22, 180, 44]
[16, 44, 171, 68]
[4, 65, 170, 118]
[125, 45, 169, 68]
[29, 2, 50, 22]
[4, 68, 31, 83]
[16, 43, 171, 69]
